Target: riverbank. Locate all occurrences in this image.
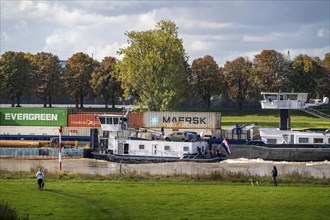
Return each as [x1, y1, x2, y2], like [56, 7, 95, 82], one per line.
[1, 158, 329, 178]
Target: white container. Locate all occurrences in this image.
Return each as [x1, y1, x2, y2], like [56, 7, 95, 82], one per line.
[62, 127, 102, 136]
[0, 126, 60, 135]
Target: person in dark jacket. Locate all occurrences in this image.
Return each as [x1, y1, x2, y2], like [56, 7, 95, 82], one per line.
[272, 166, 278, 186]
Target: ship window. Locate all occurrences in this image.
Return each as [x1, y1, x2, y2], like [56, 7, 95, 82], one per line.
[183, 146, 190, 152]
[287, 94, 298, 100]
[298, 137, 309, 144]
[124, 143, 129, 154]
[106, 118, 112, 124]
[267, 139, 277, 144]
[114, 118, 119, 124]
[139, 144, 145, 150]
[313, 138, 323, 144]
[164, 145, 170, 151]
[99, 117, 105, 124]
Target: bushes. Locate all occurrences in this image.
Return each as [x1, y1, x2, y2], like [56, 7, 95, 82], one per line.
[0, 200, 19, 220]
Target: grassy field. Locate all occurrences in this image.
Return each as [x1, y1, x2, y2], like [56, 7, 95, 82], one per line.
[219, 109, 330, 129]
[1, 179, 329, 220]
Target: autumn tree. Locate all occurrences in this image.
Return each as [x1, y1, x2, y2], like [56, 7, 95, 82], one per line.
[190, 55, 221, 109]
[289, 54, 324, 99]
[30, 52, 63, 107]
[319, 52, 330, 97]
[64, 52, 95, 108]
[90, 56, 122, 108]
[0, 51, 33, 107]
[253, 50, 291, 95]
[180, 60, 198, 108]
[116, 20, 187, 111]
[222, 57, 253, 109]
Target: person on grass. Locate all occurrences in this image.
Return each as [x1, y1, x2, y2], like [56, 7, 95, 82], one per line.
[36, 168, 44, 190]
[272, 166, 278, 186]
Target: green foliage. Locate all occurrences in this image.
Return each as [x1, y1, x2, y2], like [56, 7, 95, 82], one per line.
[0, 51, 33, 106]
[90, 56, 122, 108]
[253, 50, 291, 94]
[320, 52, 330, 97]
[222, 57, 253, 109]
[30, 52, 63, 107]
[116, 20, 187, 111]
[191, 55, 221, 109]
[1, 44, 329, 109]
[0, 199, 19, 220]
[64, 52, 95, 108]
[290, 54, 325, 99]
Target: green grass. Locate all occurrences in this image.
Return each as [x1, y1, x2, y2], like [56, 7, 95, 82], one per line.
[1, 179, 329, 220]
[78, 107, 330, 129]
[220, 109, 330, 129]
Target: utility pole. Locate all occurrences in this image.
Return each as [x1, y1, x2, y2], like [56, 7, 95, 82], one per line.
[58, 126, 63, 171]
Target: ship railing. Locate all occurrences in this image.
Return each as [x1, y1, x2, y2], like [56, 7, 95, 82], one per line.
[113, 149, 181, 157]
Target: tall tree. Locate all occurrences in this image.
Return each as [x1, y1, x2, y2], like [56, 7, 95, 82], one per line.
[289, 54, 324, 99]
[64, 52, 95, 108]
[0, 51, 32, 107]
[253, 50, 291, 95]
[222, 57, 253, 109]
[30, 52, 63, 107]
[319, 52, 330, 97]
[190, 55, 221, 109]
[116, 20, 187, 111]
[90, 56, 122, 108]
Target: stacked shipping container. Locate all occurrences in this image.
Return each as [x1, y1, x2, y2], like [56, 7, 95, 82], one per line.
[0, 108, 68, 126]
[68, 114, 101, 128]
[143, 112, 221, 129]
[0, 108, 222, 137]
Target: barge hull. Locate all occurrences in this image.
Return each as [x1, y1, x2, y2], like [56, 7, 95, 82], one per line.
[228, 145, 330, 162]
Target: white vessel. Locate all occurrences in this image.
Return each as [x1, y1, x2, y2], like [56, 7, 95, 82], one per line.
[259, 92, 330, 145]
[94, 113, 223, 162]
[260, 92, 329, 110]
[259, 128, 330, 145]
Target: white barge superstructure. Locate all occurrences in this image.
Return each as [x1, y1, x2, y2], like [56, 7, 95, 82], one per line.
[93, 113, 223, 162]
[259, 92, 330, 145]
[259, 128, 330, 145]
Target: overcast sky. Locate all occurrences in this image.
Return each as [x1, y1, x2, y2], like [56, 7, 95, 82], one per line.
[1, 0, 329, 66]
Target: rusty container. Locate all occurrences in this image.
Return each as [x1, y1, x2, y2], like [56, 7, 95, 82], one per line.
[68, 114, 101, 127]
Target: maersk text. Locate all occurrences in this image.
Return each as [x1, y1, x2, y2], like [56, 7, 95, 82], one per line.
[5, 113, 58, 121]
[162, 117, 206, 124]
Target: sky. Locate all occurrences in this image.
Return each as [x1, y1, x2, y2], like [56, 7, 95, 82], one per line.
[1, 0, 329, 66]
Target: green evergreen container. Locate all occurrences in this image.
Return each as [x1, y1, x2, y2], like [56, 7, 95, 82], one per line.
[0, 108, 68, 126]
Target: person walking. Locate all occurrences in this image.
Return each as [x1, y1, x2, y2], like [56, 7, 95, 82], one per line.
[36, 168, 45, 190]
[271, 166, 278, 186]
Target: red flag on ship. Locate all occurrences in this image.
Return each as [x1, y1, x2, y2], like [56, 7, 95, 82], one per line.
[222, 137, 231, 154]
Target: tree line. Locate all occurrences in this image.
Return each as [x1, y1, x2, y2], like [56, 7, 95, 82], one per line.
[1, 20, 329, 110]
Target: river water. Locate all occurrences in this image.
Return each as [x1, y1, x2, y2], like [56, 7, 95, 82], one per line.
[1, 158, 329, 178]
